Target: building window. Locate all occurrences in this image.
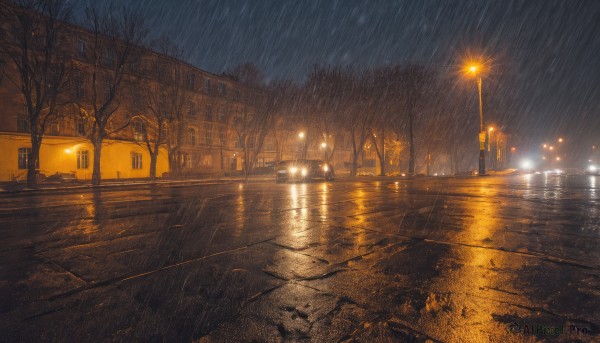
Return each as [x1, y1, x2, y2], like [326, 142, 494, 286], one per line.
[76, 150, 89, 169]
[181, 152, 194, 169]
[205, 128, 213, 146]
[218, 82, 227, 96]
[186, 72, 195, 90]
[132, 88, 143, 107]
[103, 49, 115, 66]
[18, 147, 31, 169]
[188, 101, 196, 116]
[202, 154, 212, 166]
[103, 78, 112, 99]
[17, 116, 30, 133]
[188, 128, 196, 145]
[49, 122, 60, 136]
[131, 152, 142, 169]
[129, 60, 140, 73]
[74, 73, 85, 98]
[204, 78, 212, 94]
[156, 62, 167, 82]
[133, 121, 145, 141]
[77, 39, 87, 59]
[76, 117, 86, 136]
[205, 105, 213, 122]
[219, 129, 226, 147]
[218, 108, 227, 123]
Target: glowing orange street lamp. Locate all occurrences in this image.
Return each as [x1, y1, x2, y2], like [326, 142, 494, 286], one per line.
[558, 138, 563, 143]
[466, 62, 486, 175]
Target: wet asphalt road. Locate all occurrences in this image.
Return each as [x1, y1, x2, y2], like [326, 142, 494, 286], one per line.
[0, 174, 599, 342]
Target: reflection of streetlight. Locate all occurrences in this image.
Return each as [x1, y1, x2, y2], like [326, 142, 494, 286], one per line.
[466, 62, 486, 175]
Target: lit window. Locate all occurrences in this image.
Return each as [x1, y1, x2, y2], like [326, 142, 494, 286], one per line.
[18, 147, 31, 169]
[77, 150, 89, 169]
[131, 152, 142, 169]
[202, 154, 212, 166]
[185, 153, 193, 169]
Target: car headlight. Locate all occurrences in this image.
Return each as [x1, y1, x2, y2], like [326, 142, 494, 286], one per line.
[590, 165, 598, 173]
[301, 168, 308, 176]
[289, 167, 297, 174]
[323, 165, 329, 172]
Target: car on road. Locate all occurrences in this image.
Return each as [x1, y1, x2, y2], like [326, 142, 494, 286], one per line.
[275, 159, 333, 183]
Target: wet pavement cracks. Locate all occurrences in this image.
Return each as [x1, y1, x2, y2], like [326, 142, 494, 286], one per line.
[0, 174, 599, 342]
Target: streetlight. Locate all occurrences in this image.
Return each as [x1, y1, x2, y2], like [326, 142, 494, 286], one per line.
[320, 142, 327, 162]
[297, 131, 305, 159]
[488, 127, 495, 170]
[467, 63, 486, 175]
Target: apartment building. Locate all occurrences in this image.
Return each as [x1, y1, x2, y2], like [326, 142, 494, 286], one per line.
[0, 18, 273, 181]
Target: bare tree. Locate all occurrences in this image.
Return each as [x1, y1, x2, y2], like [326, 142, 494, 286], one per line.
[346, 67, 380, 176]
[232, 80, 291, 177]
[306, 65, 344, 163]
[81, 4, 148, 185]
[0, 0, 71, 187]
[397, 64, 435, 175]
[137, 37, 187, 179]
[223, 62, 264, 87]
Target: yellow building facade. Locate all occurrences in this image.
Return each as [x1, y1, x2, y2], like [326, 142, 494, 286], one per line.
[0, 133, 169, 182]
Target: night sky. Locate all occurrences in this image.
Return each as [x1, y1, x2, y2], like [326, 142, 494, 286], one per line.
[77, 0, 600, 161]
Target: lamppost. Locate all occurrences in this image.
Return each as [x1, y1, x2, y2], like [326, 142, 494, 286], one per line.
[467, 64, 486, 175]
[298, 131, 305, 159]
[320, 142, 327, 162]
[488, 126, 494, 170]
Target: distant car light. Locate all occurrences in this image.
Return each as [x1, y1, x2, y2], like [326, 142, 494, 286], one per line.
[301, 168, 308, 176]
[520, 159, 533, 170]
[289, 167, 298, 174]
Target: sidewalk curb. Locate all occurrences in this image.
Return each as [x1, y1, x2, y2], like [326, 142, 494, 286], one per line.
[0, 177, 273, 195]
